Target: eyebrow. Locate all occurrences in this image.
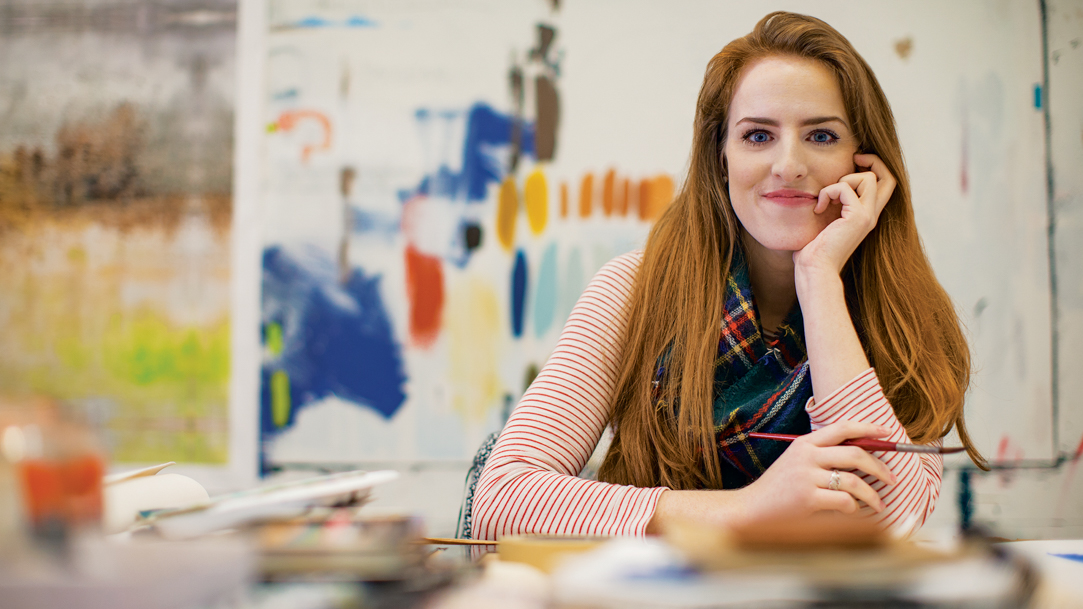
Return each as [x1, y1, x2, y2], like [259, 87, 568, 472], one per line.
[735, 116, 848, 128]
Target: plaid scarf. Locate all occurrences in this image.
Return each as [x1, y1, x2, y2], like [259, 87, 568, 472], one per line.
[657, 249, 813, 489]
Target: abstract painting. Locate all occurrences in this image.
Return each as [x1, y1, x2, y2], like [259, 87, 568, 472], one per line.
[0, 0, 237, 463]
[257, 1, 673, 469]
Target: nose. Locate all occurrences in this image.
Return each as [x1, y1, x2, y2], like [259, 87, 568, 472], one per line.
[772, 135, 808, 183]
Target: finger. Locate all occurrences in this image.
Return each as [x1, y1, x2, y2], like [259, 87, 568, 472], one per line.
[816, 182, 858, 214]
[805, 420, 890, 448]
[853, 153, 897, 210]
[813, 488, 860, 514]
[837, 172, 878, 201]
[853, 153, 888, 179]
[818, 445, 897, 487]
[828, 469, 886, 512]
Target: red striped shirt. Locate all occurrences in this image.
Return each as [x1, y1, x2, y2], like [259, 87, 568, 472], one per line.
[472, 251, 942, 541]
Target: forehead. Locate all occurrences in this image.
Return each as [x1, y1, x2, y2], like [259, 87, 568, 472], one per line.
[728, 55, 848, 125]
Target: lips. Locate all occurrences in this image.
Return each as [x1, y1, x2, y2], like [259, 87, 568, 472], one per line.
[762, 189, 817, 206]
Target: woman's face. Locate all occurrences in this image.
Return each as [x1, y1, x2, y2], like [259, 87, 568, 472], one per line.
[723, 55, 859, 252]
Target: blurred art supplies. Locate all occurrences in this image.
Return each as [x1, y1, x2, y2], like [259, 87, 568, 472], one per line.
[102, 463, 210, 534]
[140, 469, 399, 539]
[0, 396, 106, 548]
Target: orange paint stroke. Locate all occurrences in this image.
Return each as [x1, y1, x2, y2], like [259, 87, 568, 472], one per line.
[560, 182, 569, 218]
[638, 179, 651, 221]
[641, 174, 675, 221]
[272, 110, 332, 163]
[404, 245, 444, 348]
[578, 173, 594, 218]
[602, 169, 615, 216]
[616, 177, 629, 216]
[496, 177, 518, 251]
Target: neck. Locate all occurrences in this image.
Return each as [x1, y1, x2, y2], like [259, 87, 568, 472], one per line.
[740, 230, 797, 333]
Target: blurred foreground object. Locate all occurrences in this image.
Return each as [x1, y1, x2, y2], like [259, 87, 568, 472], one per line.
[256, 512, 429, 581]
[0, 396, 105, 550]
[139, 469, 397, 539]
[0, 535, 253, 609]
[546, 516, 1040, 607]
[103, 463, 209, 534]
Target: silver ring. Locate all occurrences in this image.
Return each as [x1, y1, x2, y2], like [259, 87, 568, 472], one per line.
[828, 469, 842, 491]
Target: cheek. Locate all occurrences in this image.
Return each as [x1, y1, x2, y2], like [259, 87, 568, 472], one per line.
[821, 147, 859, 183]
[723, 149, 761, 189]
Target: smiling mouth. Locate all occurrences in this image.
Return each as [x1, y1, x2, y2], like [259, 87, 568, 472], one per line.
[762, 189, 817, 206]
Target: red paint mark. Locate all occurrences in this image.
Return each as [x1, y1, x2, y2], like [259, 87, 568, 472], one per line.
[1074, 434, 1083, 461]
[405, 245, 444, 348]
[997, 435, 1010, 461]
[995, 435, 1024, 488]
[272, 110, 333, 163]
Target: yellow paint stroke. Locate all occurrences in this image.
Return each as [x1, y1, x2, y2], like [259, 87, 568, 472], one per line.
[578, 173, 594, 218]
[524, 168, 548, 235]
[446, 277, 502, 422]
[496, 176, 518, 251]
[271, 370, 291, 428]
[266, 322, 284, 357]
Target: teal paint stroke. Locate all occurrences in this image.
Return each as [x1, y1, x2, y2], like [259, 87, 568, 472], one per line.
[559, 247, 585, 327]
[533, 243, 559, 338]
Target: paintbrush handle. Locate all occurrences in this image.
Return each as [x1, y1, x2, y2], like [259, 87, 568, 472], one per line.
[746, 432, 963, 454]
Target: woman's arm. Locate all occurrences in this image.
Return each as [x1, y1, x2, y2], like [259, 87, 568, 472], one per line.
[805, 369, 943, 534]
[470, 252, 666, 540]
[794, 153, 941, 535]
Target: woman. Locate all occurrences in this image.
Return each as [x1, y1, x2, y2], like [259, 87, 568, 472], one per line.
[472, 11, 985, 540]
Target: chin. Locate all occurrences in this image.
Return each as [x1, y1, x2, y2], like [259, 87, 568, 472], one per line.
[746, 228, 821, 252]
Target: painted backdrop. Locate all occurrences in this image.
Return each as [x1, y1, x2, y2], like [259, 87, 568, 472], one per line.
[258, 0, 672, 468]
[256, 0, 1053, 470]
[0, 1, 236, 463]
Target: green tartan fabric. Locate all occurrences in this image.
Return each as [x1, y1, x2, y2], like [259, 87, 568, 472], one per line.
[656, 249, 813, 489]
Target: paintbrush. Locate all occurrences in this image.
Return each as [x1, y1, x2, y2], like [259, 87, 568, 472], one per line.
[747, 432, 965, 454]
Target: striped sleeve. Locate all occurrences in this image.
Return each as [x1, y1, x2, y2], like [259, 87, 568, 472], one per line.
[805, 368, 943, 537]
[470, 251, 667, 541]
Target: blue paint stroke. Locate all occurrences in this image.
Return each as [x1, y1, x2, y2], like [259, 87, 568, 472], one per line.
[1051, 553, 1083, 564]
[400, 103, 536, 205]
[292, 15, 378, 29]
[260, 245, 406, 471]
[511, 250, 529, 338]
[1034, 84, 1042, 109]
[533, 243, 558, 338]
[352, 208, 399, 237]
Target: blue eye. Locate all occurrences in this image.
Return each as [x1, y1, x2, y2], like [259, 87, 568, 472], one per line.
[744, 130, 770, 144]
[810, 130, 839, 144]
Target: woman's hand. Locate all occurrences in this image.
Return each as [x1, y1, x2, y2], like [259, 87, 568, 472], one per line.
[645, 421, 897, 535]
[739, 420, 897, 522]
[793, 153, 897, 278]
